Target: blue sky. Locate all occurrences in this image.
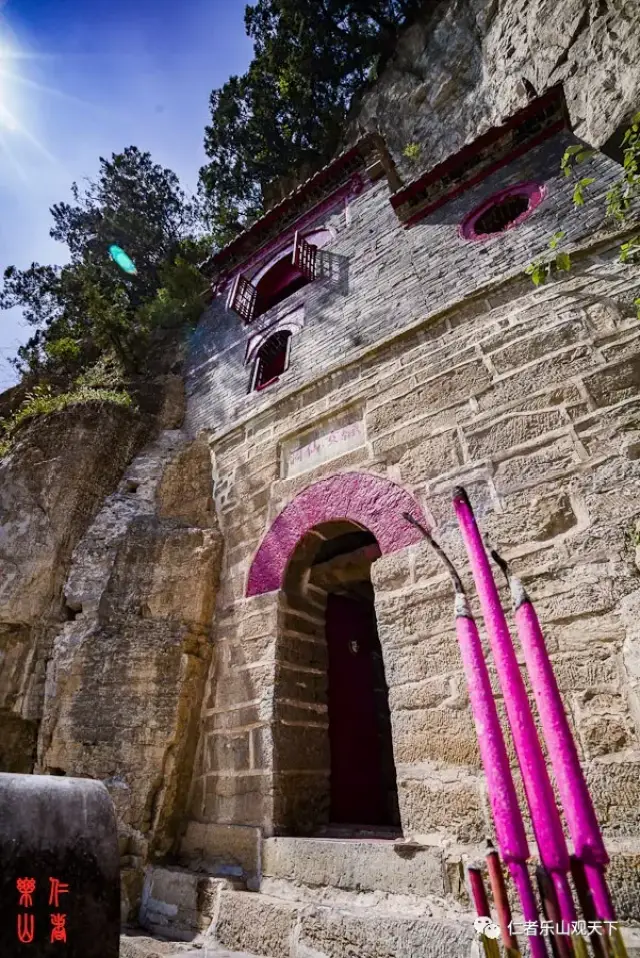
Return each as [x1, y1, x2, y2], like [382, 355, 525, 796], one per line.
[0, 0, 253, 389]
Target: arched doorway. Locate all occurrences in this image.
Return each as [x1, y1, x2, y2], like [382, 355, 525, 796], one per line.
[246, 472, 429, 836]
[275, 520, 400, 836]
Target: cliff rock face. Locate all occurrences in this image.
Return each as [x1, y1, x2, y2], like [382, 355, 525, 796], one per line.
[0, 375, 222, 920]
[354, 0, 640, 177]
[38, 431, 222, 919]
[0, 404, 147, 774]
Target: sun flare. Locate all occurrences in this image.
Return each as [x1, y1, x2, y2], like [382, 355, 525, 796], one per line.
[0, 25, 61, 167]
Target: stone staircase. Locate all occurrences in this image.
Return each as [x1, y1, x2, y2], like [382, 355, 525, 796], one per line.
[137, 835, 640, 957]
[138, 837, 477, 957]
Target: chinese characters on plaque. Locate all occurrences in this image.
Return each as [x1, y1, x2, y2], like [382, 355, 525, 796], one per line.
[286, 421, 365, 477]
[15, 876, 69, 945]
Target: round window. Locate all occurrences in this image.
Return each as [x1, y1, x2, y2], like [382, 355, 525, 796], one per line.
[459, 182, 545, 241]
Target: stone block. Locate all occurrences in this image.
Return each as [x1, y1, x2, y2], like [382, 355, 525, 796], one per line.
[222, 633, 277, 668]
[375, 583, 456, 645]
[487, 318, 587, 374]
[367, 360, 491, 434]
[204, 703, 266, 734]
[280, 610, 325, 641]
[213, 890, 299, 957]
[586, 762, 640, 835]
[180, 822, 261, 884]
[584, 355, 640, 408]
[202, 773, 274, 827]
[397, 775, 487, 843]
[370, 548, 414, 592]
[483, 488, 578, 550]
[528, 563, 632, 625]
[578, 713, 635, 758]
[272, 720, 330, 773]
[477, 345, 597, 412]
[546, 650, 621, 693]
[205, 730, 251, 773]
[392, 707, 480, 767]
[272, 771, 330, 834]
[277, 634, 327, 671]
[396, 430, 463, 483]
[139, 866, 230, 940]
[465, 410, 565, 461]
[261, 835, 446, 898]
[492, 436, 580, 491]
[274, 700, 329, 725]
[601, 332, 640, 365]
[585, 301, 620, 337]
[382, 630, 462, 686]
[607, 849, 640, 922]
[388, 675, 454, 711]
[274, 662, 327, 705]
[550, 613, 627, 653]
[207, 663, 275, 711]
[297, 904, 474, 958]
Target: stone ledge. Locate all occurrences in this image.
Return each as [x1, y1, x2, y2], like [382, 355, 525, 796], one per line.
[180, 822, 262, 888]
[261, 835, 446, 900]
[139, 866, 242, 942]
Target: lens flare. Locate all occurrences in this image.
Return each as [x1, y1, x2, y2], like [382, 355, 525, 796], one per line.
[108, 245, 137, 275]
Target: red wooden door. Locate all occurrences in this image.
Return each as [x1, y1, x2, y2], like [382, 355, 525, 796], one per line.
[326, 593, 386, 825]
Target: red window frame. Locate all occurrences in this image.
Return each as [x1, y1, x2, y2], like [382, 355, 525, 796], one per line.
[252, 330, 292, 392]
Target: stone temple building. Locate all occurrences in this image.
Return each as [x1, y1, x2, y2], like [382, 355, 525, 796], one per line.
[1, 3, 640, 957]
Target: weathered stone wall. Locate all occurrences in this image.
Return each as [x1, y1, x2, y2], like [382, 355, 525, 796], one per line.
[351, 0, 640, 177]
[0, 404, 146, 774]
[186, 130, 622, 436]
[188, 237, 640, 918]
[38, 431, 222, 919]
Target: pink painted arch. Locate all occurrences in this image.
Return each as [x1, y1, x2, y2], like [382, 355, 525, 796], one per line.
[246, 471, 429, 596]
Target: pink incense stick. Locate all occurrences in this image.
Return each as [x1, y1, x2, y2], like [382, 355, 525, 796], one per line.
[402, 514, 548, 958]
[452, 489, 579, 931]
[490, 550, 617, 931]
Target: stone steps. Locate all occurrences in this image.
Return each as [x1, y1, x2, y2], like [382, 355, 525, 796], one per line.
[139, 865, 245, 942]
[135, 860, 640, 958]
[121, 929, 274, 957]
[260, 835, 463, 914]
[212, 888, 476, 958]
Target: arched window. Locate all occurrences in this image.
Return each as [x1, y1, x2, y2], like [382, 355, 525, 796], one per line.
[227, 229, 333, 324]
[254, 256, 310, 318]
[252, 330, 292, 392]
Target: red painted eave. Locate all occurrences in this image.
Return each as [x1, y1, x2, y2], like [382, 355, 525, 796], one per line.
[209, 136, 375, 274]
[390, 85, 569, 213]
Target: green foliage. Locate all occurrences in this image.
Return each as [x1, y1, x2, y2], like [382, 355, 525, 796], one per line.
[606, 112, 640, 222]
[74, 352, 126, 390]
[402, 142, 421, 163]
[0, 147, 208, 382]
[525, 232, 571, 287]
[572, 177, 596, 207]
[0, 382, 133, 458]
[560, 144, 596, 177]
[524, 260, 550, 287]
[44, 337, 81, 364]
[528, 114, 640, 294]
[548, 230, 565, 250]
[620, 236, 640, 263]
[199, 0, 422, 243]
